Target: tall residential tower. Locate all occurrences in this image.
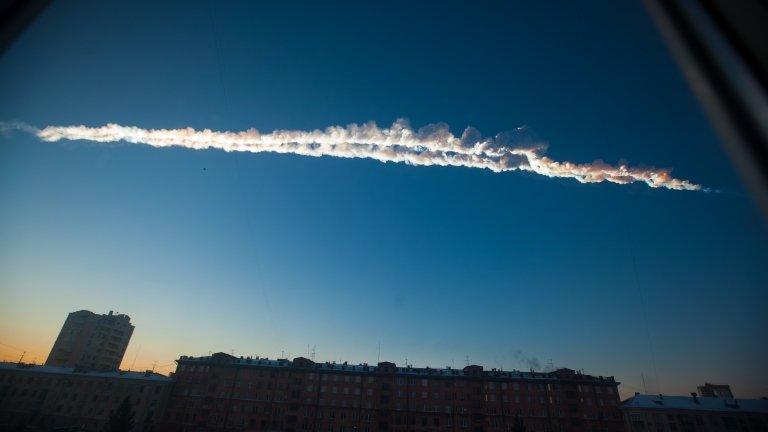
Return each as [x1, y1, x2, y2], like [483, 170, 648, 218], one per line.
[45, 310, 134, 371]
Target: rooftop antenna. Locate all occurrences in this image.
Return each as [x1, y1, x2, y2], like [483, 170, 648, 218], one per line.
[641, 373, 648, 394]
[311, 345, 316, 362]
[546, 359, 554, 371]
[465, 355, 470, 367]
[152, 361, 157, 373]
[377, 341, 381, 363]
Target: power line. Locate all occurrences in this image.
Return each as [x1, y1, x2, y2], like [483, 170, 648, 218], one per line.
[627, 238, 660, 392]
[620, 195, 661, 393]
[205, 0, 276, 339]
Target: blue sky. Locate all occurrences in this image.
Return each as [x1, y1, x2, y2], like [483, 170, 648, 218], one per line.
[0, 0, 766, 398]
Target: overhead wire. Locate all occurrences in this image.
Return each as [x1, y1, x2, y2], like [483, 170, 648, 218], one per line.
[620, 192, 661, 394]
[205, 0, 277, 351]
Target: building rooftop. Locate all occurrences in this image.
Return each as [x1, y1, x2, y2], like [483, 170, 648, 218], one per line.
[0, 362, 171, 382]
[71, 309, 132, 322]
[622, 394, 768, 414]
[177, 353, 618, 384]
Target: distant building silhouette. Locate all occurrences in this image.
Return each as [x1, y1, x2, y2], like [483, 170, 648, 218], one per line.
[45, 310, 134, 372]
[698, 383, 735, 398]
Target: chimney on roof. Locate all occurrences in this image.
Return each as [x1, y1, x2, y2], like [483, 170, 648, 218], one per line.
[691, 392, 700, 404]
[108, 310, 113, 315]
[659, 394, 664, 399]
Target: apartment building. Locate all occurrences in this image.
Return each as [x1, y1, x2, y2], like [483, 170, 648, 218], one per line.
[621, 393, 768, 432]
[0, 361, 171, 431]
[45, 310, 134, 372]
[163, 353, 623, 432]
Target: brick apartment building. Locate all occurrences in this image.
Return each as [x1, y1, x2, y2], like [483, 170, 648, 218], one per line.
[0, 361, 171, 431]
[621, 393, 768, 432]
[162, 353, 623, 432]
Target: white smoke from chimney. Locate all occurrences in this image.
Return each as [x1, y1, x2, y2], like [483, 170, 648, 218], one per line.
[4, 119, 703, 191]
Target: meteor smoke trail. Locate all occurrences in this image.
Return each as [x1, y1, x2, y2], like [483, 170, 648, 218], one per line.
[3, 120, 703, 191]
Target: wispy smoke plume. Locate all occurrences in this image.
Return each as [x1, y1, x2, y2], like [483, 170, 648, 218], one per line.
[0, 120, 40, 135]
[513, 350, 541, 371]
[3, 120, 703, 190]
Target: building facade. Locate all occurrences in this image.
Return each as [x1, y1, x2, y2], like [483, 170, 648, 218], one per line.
[621, 394, 768, 432]
[45, 310, 135, 372]
[0, 361, 171, 431]
[162, 353, 623, 432]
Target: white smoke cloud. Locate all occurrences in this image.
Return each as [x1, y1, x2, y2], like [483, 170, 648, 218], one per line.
[3, 119, 703, 191]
